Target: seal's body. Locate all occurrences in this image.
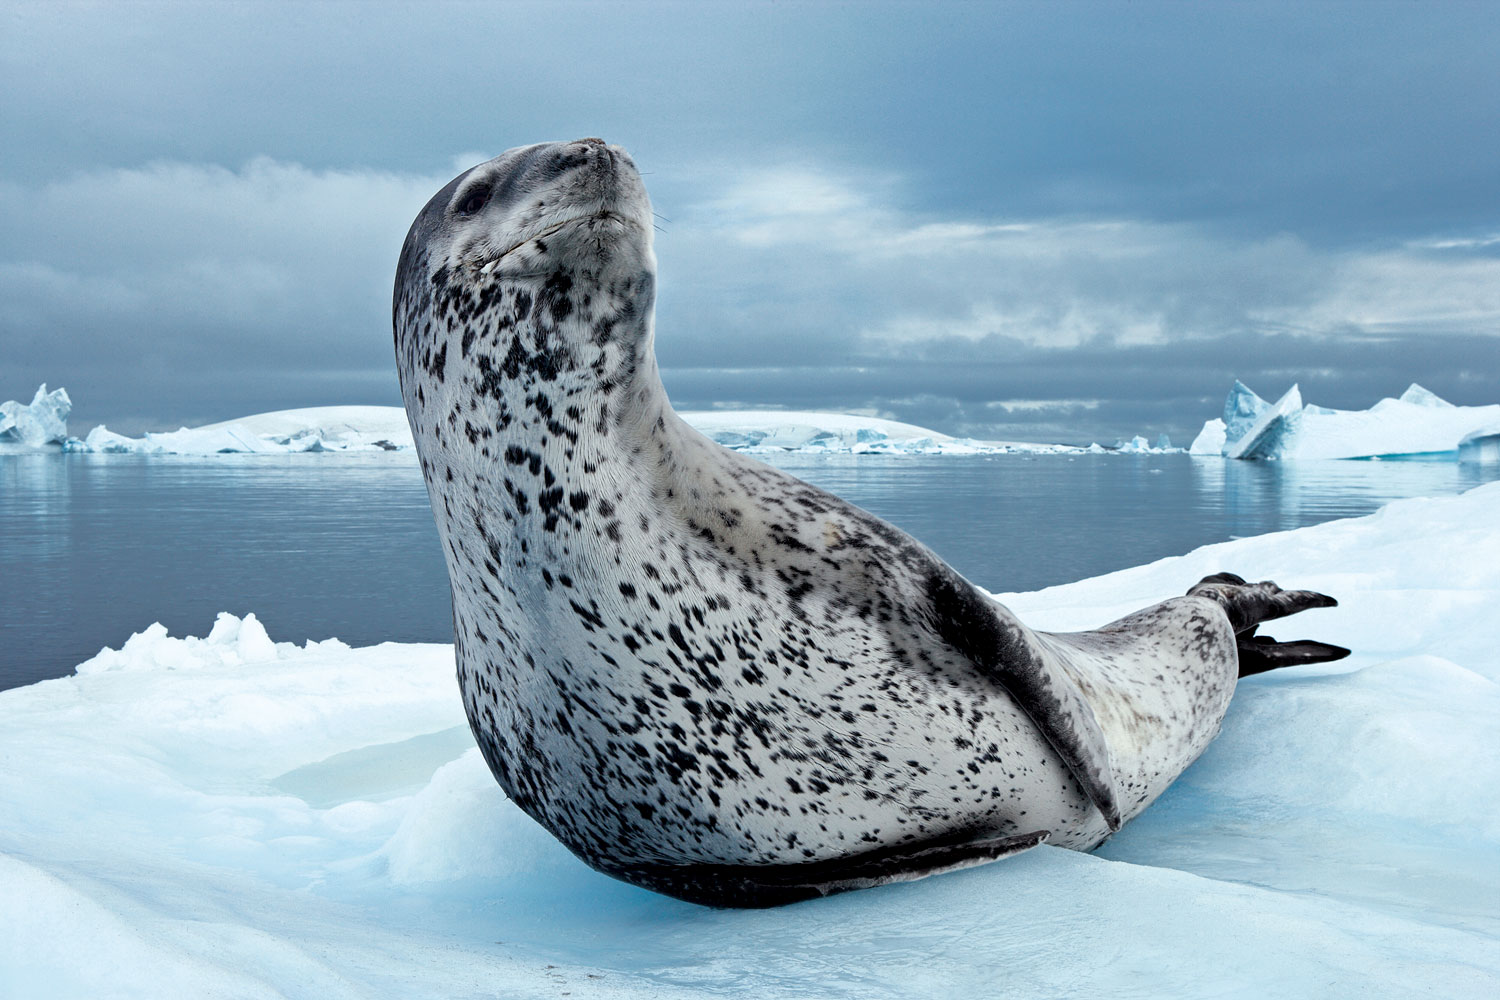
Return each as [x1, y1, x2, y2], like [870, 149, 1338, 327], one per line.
[394, 139, 1346, 906]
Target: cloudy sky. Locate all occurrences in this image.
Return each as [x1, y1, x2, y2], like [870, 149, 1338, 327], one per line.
[4, 1, 1498, 443]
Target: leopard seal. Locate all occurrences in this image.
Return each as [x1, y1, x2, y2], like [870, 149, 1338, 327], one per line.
[393, 138, 1348, 907]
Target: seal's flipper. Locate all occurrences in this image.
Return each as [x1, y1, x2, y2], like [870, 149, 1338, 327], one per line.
[622, 828, 1050, 908]
[1188, 573, 1339, 634]
[1237, 634, 1351, 676]
[926, 569, 1123, 831]
[1187, 574, 1348, 676]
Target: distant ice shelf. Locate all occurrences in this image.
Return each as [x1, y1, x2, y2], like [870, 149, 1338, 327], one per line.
[72, 405, 418, 455]
[1190, 380, 1500, 461]
[2, 385, 1183, 457]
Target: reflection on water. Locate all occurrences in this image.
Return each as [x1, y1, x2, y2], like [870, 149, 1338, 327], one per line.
[3, 451, 1497, 690]
[758, 452, 1499, 595]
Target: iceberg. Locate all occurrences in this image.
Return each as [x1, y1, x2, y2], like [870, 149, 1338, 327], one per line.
[1193, 380, 1500, 460]
[1222, 378, 1271, 444]
[1224, 384, 1304, 460]
[4, 483, 1499, 996]
[0, 384, 72, 451]
[1112, 434, 1152, 453]
[1189, 418, 1226, 455]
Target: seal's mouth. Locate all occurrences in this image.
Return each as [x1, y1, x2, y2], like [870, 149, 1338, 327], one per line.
[476, 211, 635, 274]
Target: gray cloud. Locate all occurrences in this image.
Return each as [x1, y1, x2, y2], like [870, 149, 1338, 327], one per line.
[4, 152, 1499, 440]
[2, 2, 1498, 439]
[6, 2, 1497, 238]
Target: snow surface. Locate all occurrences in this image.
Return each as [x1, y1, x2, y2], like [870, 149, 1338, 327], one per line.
[1196, 380, 1500, 460]
[0, 382, 1181, 456]
[4, 485, 1500, 997]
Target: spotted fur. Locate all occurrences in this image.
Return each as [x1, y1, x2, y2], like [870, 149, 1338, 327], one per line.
[393, 139, 1243, 907]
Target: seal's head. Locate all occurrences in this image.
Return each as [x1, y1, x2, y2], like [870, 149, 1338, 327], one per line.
[394, 139, 657, 413]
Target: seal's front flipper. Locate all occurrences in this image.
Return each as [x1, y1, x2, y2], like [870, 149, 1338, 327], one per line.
[1188, 572, 1338, 634]
[926, 568, 1123, 832]
[1236, 631, 1351, 677]
[625, 828, 1050, 908]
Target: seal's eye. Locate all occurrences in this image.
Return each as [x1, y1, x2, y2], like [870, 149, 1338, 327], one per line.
[453, 187, 490, 217]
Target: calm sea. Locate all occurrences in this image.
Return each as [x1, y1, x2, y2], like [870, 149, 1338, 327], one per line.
[3, 451, 1497, 691]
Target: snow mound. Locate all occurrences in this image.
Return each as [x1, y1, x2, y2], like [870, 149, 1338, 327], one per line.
[1193, 380, 1500, 460]
[0, 384, 71, 451]
[74, 612, 345, 674]
[5, 485, 1500, 995]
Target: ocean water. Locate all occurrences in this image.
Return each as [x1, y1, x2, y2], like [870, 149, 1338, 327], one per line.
[3, 451, 1497, 691]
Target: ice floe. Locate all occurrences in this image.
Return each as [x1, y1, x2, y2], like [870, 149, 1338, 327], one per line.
[3, 483, 1498, 996]
[1195, 380, 1500, 461]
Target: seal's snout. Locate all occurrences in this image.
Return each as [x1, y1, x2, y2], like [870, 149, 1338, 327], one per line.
[543, 137, 619, 183]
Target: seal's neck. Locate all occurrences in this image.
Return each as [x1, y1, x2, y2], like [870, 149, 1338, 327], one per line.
[408, 280, 722, 566]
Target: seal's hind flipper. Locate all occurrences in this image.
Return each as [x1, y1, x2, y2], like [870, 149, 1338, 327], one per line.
[1188, 572, 1338, 634]
[1236, 633, 1351, 676]
[1187, 574, 1348, 676]
[622, 828, 1050, 908]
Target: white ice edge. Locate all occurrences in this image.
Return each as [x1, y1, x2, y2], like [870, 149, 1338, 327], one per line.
[3, 482, 1499, 996]
[3, 384, 1184, 456]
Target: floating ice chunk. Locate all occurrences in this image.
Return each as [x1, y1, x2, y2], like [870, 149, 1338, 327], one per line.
[1199, 380, 1500, 460]
[1189, 418, 1226, 455]
[0, 384, 71, 449]
[1222, 379, 1270, 445]
[1225, 384, 1304, 460]
[1102, 434, 1182, 454]
[69, 424, 149, 453]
